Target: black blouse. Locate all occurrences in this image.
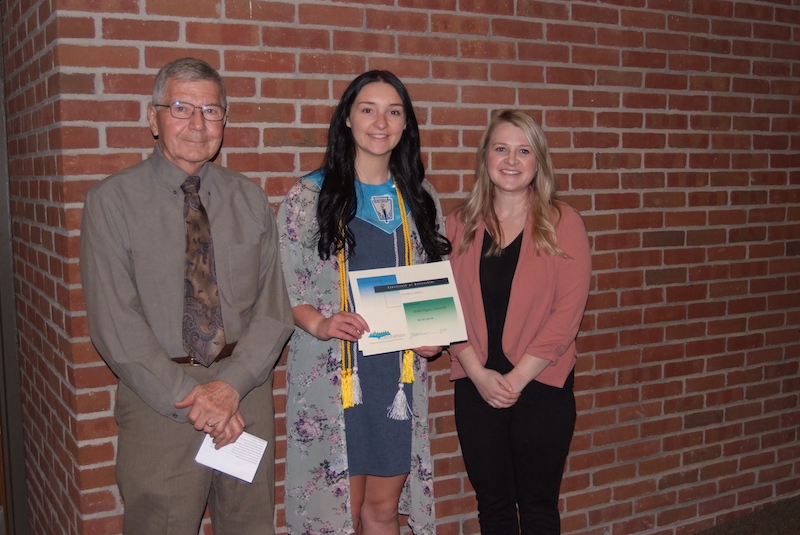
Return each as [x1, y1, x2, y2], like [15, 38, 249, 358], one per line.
[480, 229, 523, 375]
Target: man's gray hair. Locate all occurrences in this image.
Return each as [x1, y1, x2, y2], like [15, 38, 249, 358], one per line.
[152, 57, 227, 108]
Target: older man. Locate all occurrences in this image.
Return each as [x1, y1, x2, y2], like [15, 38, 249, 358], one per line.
[80, 57, 294, 534]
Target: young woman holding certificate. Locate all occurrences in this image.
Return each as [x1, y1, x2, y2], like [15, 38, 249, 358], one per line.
[446, 110, 592, 535]
[278, 70, 450, 535]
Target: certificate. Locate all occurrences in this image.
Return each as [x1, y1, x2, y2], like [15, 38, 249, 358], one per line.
[348, 261, 467, 356]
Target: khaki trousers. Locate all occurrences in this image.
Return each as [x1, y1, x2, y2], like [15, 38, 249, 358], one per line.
[115, 361, 276, 535]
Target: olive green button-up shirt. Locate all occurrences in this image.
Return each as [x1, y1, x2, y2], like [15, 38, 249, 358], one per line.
[80, 146, 294, 422]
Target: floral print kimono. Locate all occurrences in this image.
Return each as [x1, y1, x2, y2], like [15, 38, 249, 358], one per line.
[277, 171, 439, 535]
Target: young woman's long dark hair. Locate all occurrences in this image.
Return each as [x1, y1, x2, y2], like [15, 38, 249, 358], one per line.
[316, 70, 451, 262]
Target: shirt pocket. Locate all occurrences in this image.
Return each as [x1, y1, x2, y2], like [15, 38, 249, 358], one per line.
[226, 243, 261, 304]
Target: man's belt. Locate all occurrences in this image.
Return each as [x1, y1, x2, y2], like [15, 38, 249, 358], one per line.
[172, 342, 237, 366]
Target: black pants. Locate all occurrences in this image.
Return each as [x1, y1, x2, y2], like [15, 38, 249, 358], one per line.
[454, 374, 576, 535]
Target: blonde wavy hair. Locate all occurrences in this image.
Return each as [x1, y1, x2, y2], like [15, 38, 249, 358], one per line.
[456, 110, 565, 257]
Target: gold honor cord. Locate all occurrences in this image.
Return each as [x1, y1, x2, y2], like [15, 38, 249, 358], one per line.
[396, 188, 415, 385]
[339, 245, 355, 408]
[339, 185, 415, 410]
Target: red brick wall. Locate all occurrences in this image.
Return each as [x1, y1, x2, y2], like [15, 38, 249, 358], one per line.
[2, 1, 799, 534]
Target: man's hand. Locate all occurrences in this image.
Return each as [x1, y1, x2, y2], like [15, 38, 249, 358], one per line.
[175, 380, 244, 448]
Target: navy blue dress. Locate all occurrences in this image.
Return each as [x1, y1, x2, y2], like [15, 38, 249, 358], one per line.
[343, 181, 413, 477]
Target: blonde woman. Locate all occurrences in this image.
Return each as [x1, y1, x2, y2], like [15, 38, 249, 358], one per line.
[446, 110, 591, 535]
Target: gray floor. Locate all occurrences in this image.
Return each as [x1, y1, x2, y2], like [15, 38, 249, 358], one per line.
[695, 495, 800, 535]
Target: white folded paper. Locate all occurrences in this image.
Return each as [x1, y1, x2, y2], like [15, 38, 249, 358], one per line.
[195, 431, 268, 483]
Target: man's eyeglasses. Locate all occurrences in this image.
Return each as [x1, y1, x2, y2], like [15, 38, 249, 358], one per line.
[154, 101, 227, 122]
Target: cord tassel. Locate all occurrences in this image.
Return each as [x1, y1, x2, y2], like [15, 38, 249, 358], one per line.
[401, 349, 414, 384]
[341, 366, 353, 409]
[387, 382, 411, 420]
[351, 364, 363, 405]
